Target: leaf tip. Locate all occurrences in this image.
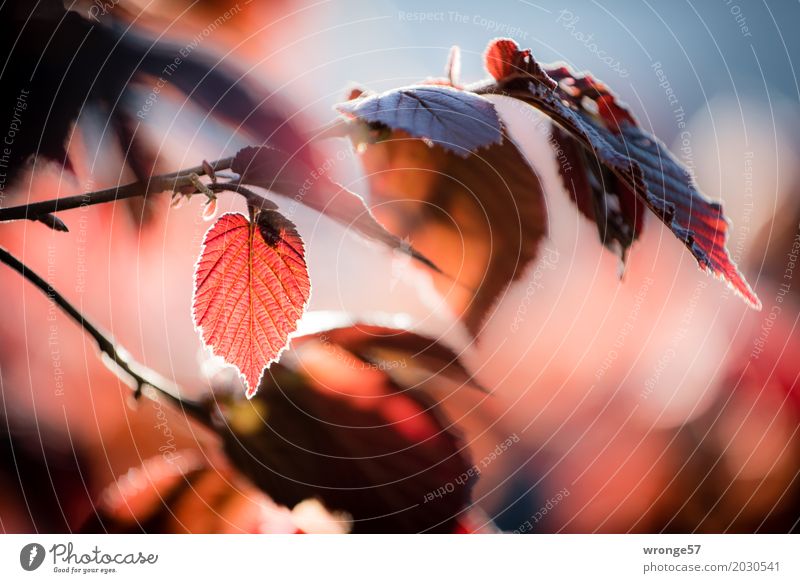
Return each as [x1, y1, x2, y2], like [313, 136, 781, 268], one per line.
[37, 213, 69, 232]
[244, 376, 261, 400]
[446, 45, 461, 86]
[731, 275, 762, 311]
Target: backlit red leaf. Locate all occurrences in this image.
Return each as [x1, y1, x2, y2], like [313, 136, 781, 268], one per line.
[192, 212, 311, 397]
[485, 38, 519, 81]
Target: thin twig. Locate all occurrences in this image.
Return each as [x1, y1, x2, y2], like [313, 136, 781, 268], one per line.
[0, 156, 234, 226]
[0, 246, 209, 423]
[209, 182, 278, 210]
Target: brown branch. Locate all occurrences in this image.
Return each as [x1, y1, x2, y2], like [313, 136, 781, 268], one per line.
[0, 246, 209, 423]
[0, 156, 234, 227]
[208, 182, 278, 211]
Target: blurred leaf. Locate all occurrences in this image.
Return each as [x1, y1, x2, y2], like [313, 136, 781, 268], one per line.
[81, 451, 310, 533]
[192, 211, 310, 397]
[0, 3, 302, 195]
[0, 416, 93, 532]
[352, 129, 546, 336]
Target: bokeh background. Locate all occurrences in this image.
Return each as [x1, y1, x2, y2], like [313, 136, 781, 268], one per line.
[2, 0, 800, 533]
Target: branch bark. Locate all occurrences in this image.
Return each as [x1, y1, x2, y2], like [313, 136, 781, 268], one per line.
[0, 246, 209, 423]
[0, 156, 234, 226]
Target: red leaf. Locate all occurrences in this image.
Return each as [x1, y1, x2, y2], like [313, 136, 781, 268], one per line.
[540, 65, 645, 256]
[483, 38, 557, 90]
[336, 84, 503, 156]
[485, 38, 520, 81]
[192, 212, 311, 397]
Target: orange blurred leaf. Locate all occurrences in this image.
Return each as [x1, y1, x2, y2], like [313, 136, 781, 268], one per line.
[355, 130, 547, 336]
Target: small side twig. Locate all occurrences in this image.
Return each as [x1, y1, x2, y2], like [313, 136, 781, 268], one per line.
[0, 156, 234, 227]
[0, 246, 208, 423]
